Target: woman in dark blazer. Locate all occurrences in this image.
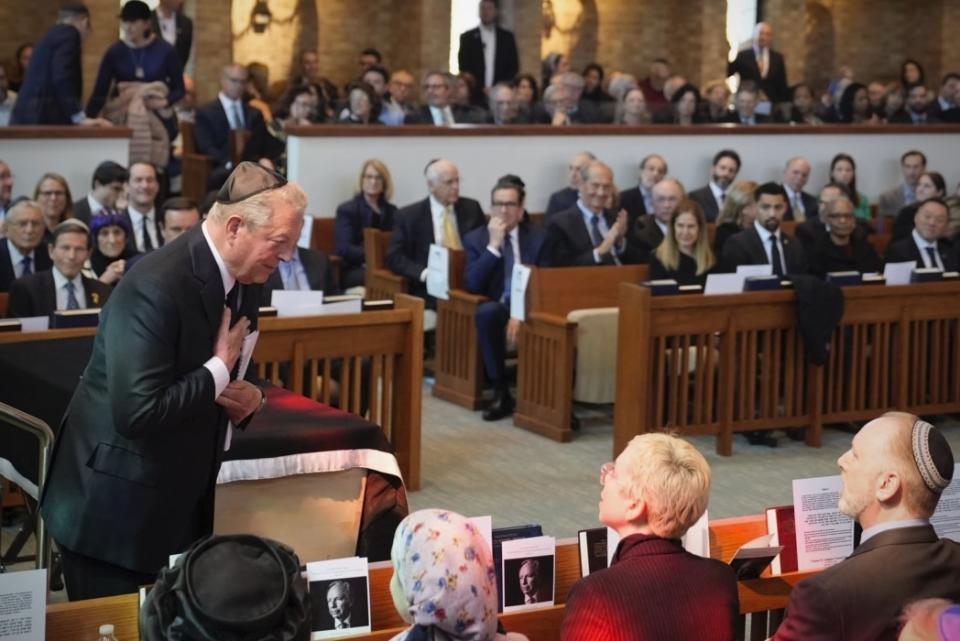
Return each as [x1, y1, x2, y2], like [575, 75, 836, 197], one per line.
[334, 159, 397, 290]
[649, 199, 716, 287]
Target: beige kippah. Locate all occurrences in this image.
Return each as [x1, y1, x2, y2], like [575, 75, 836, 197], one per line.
[215, 161, 287, 205]
[911, 419, 953, 493]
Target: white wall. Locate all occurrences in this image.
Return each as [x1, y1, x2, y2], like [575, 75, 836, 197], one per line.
[287, 128, 960, 217]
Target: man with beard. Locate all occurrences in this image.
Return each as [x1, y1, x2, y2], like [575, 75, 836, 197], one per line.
[688, 150, 741, 223]
[721, 181, 807, 276]
[773, 413, 960, 641]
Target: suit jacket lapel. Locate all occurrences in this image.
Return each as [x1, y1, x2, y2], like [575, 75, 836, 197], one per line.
[186, 226, 226, 335]
[573, 210, 594, 252]
[40, 272, 57, 314]
[418, 199, 434, 245]
[747, 227, 768, 263]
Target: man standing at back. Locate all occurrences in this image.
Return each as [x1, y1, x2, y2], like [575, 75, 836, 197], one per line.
[458, 0, 519, 105]
[40, 163, 306, 599]
[774, 412, 960, 641]
[151, 0, 193, 70]
[11, 4, 107, 126]
[727, 22, 789, 105]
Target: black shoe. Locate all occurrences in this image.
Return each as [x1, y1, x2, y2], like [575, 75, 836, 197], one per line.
[482, 389, 515, 421]
[744, 431, 778, 447]
[786, 428, 806, 442]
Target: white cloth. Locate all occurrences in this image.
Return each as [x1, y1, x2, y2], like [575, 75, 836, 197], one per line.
[200, 220, 234, 397]
[912, 229, 944, 270]
[479, 24, 497, 88]
[52, 267, 86, 310]
[753, 220, 786, 267]
[127, 205, 159, 252]
[218, 92, 245, 129]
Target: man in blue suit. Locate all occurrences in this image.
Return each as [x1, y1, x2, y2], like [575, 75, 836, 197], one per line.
[11, 4, 108, 126]
[463, 175, 545, 421]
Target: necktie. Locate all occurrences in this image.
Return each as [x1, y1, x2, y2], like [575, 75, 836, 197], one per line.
[65, 281, 79, 310]
[502, 234, 514, 303]
[232, 102, 244, 129]
[589, 215, 604, 248]
[21, 256, 32, 276]
[442, 206, 461, 250]
[142, 216, 154, 251]
[926, 246, 940, 269]
[759, 49, 768, 77]
[719, 192, 726, 205]
[441, 108, 453, 126]
[792, 194, 805, 221]
[769, 235, 784, 277]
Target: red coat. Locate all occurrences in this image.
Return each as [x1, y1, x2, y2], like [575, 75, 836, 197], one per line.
[561, 533, 739, 641]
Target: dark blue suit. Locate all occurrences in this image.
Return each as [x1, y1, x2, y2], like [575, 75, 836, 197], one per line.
[463, 221, 545, 386]
[334, 194, 396, 289]
[11, 24, 84, 125]
[0, 241, 53, 292]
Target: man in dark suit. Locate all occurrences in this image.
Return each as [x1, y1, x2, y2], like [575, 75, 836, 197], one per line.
[193, 65, 275, 187]
[532, 73, 608, 124]
[888, 83, 940, 125]
[719, 82, 772, 125]
[7, 220, 111, 318]
[877, 150, 926, 219]
[773, 412, 960, 641]
[404, 71, 481, 125]
[542, 161, 632, 267]
[10, 5, 106, 126]
[619, 154, 668, 221]
[926, 72, 960, 122]
[121, 162, 163, 254]
[721, 182, 808, 276]
[625, 178, 685, 264]
[151, 0, 193, 69]
[457, 0, 519, 104]
[40, 163, 306, 600]
[726, 22, 789, 104]
[386, 159, 485, 303]
[72, 161, 128, 225]
[463, 175, 545, 421]
[1, 201, 52, 292]
[562, 434, 739, 641]
[688, 149, 741, 223]
[545, 151, 595, 218]
[260, 246, 340, 306]
[0, 160, 14, 224]
[781, 157, 817, 222]
[795, 184, 842, 252]
[807, 196, 881, 279]
[883, 198, 956, 271]
[485, 83, 530, 125]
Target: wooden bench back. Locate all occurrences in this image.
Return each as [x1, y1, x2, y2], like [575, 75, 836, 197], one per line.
[309, 217, 337, 254]
[527, 264, 649, 318]
[364, 229, 391, 270]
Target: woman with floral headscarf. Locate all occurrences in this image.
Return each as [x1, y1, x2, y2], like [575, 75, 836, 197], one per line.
[389, 509, 529, 641]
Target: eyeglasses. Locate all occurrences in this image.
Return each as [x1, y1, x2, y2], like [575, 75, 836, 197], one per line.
[38, 190, 66, 198]
[9, 219, 43, 229]
[362, 174, 384, 181]
[492, 201, 520, 209]
[827, 213, 855, 221]
[600, 462, 617, 485]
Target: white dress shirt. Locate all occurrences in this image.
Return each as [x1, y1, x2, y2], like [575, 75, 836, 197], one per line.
[52, 267, 87, 310]
[157, 11, 177, 47]
[200, 220, 235, 397]
[429, 105, 456, 126]
[127, 205, 159, 252]
[912, 229, 944, 270]
[0, 91, 16, 127]
[87, 193, 106, 218]
[479, 24, 497, 88]
[486, 227, 520, 262]
[6, 240, 36, 279]
[419, 196, 462, 281]
[709, 181, 726, 211]
[753, 220, 786, 268]
[279, 248, 310, 290]
[218, 92, 245, 129]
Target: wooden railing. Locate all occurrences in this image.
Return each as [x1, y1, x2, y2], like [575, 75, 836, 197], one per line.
[614, 280, 960, 457]
[363, 229, 406, 301]
[45, 512, 813, 641]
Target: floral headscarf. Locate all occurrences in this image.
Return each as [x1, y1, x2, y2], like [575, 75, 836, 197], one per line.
[390, 509, 499, 641]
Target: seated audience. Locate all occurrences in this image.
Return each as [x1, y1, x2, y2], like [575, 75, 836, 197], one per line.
[713, 180, 759, 257]
[463, 175, 545, 421]
[832, 82, 879, 124]
[928, 72, 960, 122]
[615, 87, 651, 125]
[702, 79, 732, 122]
[652, 83, 705, 125]
[689, 149, 742, 223]
[126, 197, 198, 272]
[389, 509, 529, 641]
[619, 154, 668, 219]
[122, 161, 162, 253]
[8, 42, 32, 94]
[546, 151, 596, 218]
[265, 86, 318, 172]
[380, 70, 416, 125]
[785, 83, 824, 124]
[582, 63, 614, 105]
[486, 83, 528, 124]
[0, 159, 14, 225]
[721, 181, 808, 276]
[607, 73, 639, 104]
[901, 59, 926, 89]
[0, 64, 16, 126]
[269, 49, 335, 121]
[884, 83, 906, 121]
[884, 198, 957, 271]
[335, 159, 397, 290]
[542, 161, 631, 267]
[638, 58, 671, 112]
[244, 62, 272, 121]
[33, 172, 73, 245]
[8, 219, 111, 318]
[782, 157, 816, 222]
[627, 178, 685, 263]
[892, 171, 947, 241]
[260, 245, 339, 305]
[879, 150, 927, 219]
[541, 51, 571, 88]
[795, 184, 843, 252]
[721, 82, 771, 125]
[898, 598, 960, 641]
[649, 199, 716, 286]
[829, 153, 871, 221]
[72, 161, 128, 225]
[386, 159, 484, 304]
[807, 195, 881, 279]
[339, 81, 382, 124]
[512, 72, 539, 120]
[889, 83, 938, 124]
[866, 80, 888, 120]
[87, 213, 139, 286]
[405, 71, 479, 125]
[1, 200, 52, 292]
[535, 72, 607, 124]
[561, 433, 738, 641]
[773, 412, 960, 641]
[361, 64, 389, 102]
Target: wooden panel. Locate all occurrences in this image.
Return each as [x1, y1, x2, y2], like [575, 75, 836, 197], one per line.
[363, 229, 407, 301]
[433, 289, 486, 410]
[310, 217, 337, 254]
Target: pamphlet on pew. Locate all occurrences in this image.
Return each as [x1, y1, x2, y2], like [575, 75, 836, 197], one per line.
[426, 244, 450, 300]
[0, 568, 45, 641]
[501, 536, 556, 613]
[792, 475, 855, 571]
[931, 463, 960, 542]
[509, 263, 532, 321]
[305, 557, 371, 639]
[491, 523, 542, 612]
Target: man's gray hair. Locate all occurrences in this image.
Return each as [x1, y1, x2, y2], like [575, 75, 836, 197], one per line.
[826, 195, 855, 214]
[207, 182, 307, 229]
[559, 72, 584, 89]
[424, 70, 455, 90]
[7, 199, 43, 220]
[326, 580, 353, 601]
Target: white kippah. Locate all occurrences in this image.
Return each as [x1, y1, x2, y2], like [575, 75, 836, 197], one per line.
[912, 420, 950, 493]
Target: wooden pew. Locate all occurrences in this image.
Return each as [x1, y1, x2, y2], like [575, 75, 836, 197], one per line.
[364, 229, 406, 300]
[515, 265, 649, 442]
[46, 512, 814, 641]
[614, 280, 960, 457]
[0, 292, 8, 318]
[180, 123, 251, 203]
